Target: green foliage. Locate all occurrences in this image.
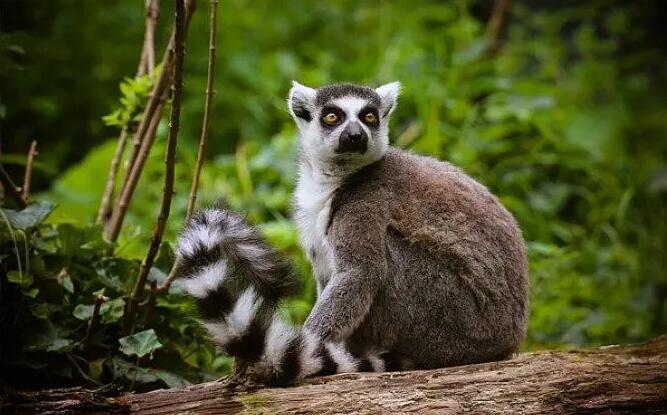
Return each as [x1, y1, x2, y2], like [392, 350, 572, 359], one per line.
[0, 203, 222, 390]
[2, 0, 666, 392]
[118, 329, 162, 359]
[102, 70, 158, 129]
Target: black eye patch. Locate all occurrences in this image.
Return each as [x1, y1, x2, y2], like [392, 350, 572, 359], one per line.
[320, 106, 346, 128]
[359, 106, 380, 127]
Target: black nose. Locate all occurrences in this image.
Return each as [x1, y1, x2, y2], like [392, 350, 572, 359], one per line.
[336, 122, 368, 154]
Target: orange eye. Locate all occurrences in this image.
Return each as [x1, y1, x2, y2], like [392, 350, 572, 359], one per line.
[323, 113, 339, 125]
[363, 112, 377, 124]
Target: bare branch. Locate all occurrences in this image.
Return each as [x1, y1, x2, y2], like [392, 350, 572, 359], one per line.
[487, 0, 512, 57]
[98, 0, 160, 226]
[160, 0, 219, 295]
[185, 0, 218, 221]
[106, 0, 197, 242]
[142, 280, 159, 327]
[22, 140, 38, 200]
[141, 0, 161, 77]
[83, 294, 108, 351]
[96, 128, 128, 225]
[125, 0, 188, 334]
[0, 164, 27, 208]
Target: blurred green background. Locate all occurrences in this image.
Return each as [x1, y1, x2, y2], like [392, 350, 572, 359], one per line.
[1, 0, 666, 390]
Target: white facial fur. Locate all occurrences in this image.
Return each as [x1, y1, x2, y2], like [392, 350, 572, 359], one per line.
[288, 81, 401, 173]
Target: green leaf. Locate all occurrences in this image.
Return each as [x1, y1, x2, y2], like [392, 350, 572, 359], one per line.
[108, 357, 190, 388]
[30, 303, 50, 319]
[32, 236, 58, 254]
[73, 297, 125, 323]
[2, 201, 56, 230]
[73, 304, 95, 320]
[152, 369, 192, 388]
[46, 338, 74, 352]
[88, 358, 106, 380]
[61, 276, 75, 294]
[8, 270, 33, 288]
[118, 329, 162, 359]
[23, 287, 40, 298]
[101, 297, 125, 324]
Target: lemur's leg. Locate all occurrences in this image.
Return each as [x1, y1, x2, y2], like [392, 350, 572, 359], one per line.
[176, 208, 390, 385]
[304, 201, 388, 342]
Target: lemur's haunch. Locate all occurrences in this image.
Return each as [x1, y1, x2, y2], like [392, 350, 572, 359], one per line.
[175, 82, 530, 385]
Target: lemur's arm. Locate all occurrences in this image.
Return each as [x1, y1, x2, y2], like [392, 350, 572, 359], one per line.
[304, 201, 387, 342]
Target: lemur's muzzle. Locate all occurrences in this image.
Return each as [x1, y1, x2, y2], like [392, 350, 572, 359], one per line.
[336, 121, 368, 154]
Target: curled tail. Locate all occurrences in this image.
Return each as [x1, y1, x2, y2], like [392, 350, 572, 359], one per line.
[176, 208, 394, 385]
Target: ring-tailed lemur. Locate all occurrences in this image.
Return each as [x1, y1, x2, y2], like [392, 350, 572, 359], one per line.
[175, 82, 529, 386]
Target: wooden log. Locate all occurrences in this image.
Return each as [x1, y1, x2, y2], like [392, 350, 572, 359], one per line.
[3, 337, 667, 414]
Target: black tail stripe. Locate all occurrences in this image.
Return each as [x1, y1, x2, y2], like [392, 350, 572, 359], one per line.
[225, 318, 267, 361]
[197, 287, 234, 320]
[381, 351, 401, 372]
[272, 337, 302, 386]
[314, 344, 337, 376]
[357, 358, 373, 372]
[176, 244, 222, 278]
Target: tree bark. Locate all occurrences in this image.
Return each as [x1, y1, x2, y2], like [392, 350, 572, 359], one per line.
[3, 337, 667, 414]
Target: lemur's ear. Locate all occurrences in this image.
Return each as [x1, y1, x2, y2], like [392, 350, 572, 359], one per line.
[288, 81, 316, 126]
[375, 81, 401, 118]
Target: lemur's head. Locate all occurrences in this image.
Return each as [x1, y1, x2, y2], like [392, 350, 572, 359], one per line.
[288, 81, 400, 169]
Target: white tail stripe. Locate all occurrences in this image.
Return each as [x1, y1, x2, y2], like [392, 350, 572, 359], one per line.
[298, 331, 323, 378]
[367, 353, 385, 372]
[325, 342, 358, 373]
[181, 260, 228, 298]
[178, 224, 223, 257]
[202, 287, 262, 346]
[262, 316, 297, 371]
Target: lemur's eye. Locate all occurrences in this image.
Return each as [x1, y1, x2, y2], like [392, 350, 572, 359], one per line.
[363, 112, 377, 124]
[323, 113, 339, 125]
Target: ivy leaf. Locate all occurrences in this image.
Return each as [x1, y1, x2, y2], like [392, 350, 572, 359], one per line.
[118, 329, 162, 359]
[108, 357, 190, 388]
[101, 298, 125, 323]
[73, 297, 125, 323]
[88, 358, 106, 380]
[8, 270, 33, 288]
[46, 338, 74, 353]
[73, 304, 96, 321]
[152, 369, 192, 388]
[2, 201, 56, 230]
[61, 276, 75, 294]
[30, 303, 50, 319]
[23, 287, 40, 298]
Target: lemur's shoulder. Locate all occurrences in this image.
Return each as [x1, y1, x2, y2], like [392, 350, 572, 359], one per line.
[330, 147, 523, 255]
[332, 146, 498, 214]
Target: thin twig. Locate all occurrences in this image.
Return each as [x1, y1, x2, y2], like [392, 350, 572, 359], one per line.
[142, 280, 158, 326]
[185, 0, 218, 221]
[83, 294, 108, 351]
[97, 128, 128, 225]
[107, 0, 197, 242]
[486, 0, 512, 57]
[159, 266, 178, 294]
[125, 0, 188, 335]
[160, 0, 219, 294]
[0, 164, 27, 208]
[99, 0, 160, 226]
[22, 140, 38, 200]
[139, 0, 161, 77]
[66, 353, 103, 387]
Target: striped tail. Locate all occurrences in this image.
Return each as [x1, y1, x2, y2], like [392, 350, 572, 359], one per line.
[175, 208, 396, 385]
